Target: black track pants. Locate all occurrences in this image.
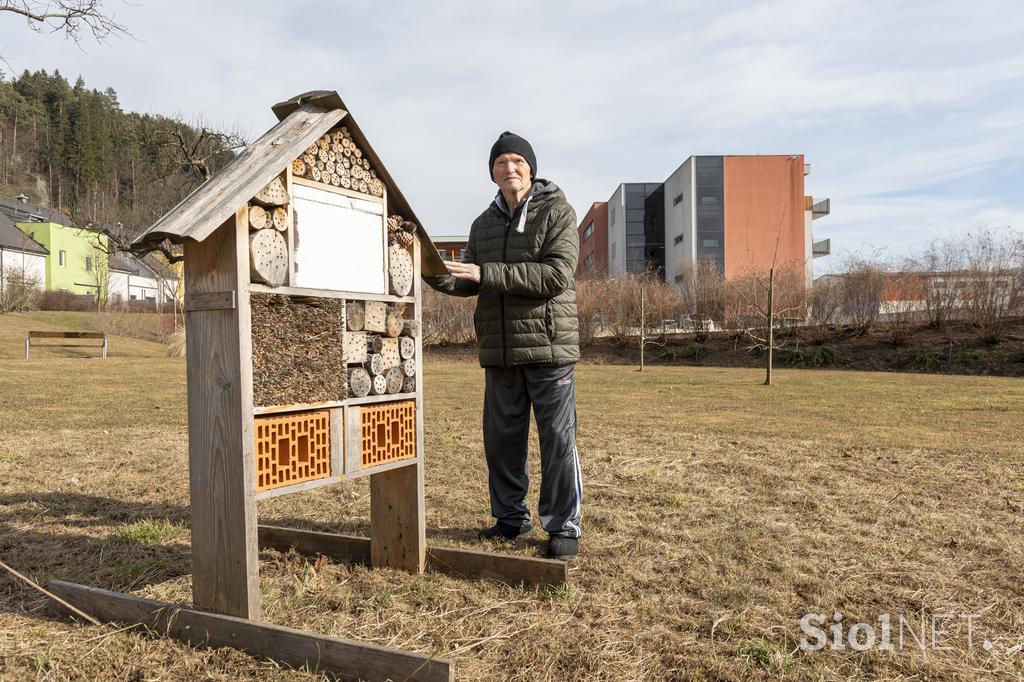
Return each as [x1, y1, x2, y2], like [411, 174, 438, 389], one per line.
[482, 364, 582, 538]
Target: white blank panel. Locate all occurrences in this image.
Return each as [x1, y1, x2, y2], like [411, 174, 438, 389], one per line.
[292, 183, 387, 293]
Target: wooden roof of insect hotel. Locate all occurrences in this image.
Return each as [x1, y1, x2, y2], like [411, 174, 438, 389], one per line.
[132, 90, 445, 275]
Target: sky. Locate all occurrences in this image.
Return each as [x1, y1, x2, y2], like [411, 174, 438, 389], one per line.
[1, 0, 1023, 274]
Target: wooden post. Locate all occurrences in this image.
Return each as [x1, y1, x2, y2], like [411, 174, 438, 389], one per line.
[639, 283, 645, 372]
[24, 333, 29, 360]
[184, 208, 261, 619]
[370, 237, 425, 573]
[101, 334, 107, 359]
[765, 267, 774, 387]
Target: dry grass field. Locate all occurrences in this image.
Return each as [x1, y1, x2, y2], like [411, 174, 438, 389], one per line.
[1, 315, 1022, 680]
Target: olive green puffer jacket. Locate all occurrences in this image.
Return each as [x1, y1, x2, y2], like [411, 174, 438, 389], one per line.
[426, 180, 580, 368]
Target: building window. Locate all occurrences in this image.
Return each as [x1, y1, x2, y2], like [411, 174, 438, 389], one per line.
[702, 239, 720, 248]
[610, 206, 616, 225]
[85, 256, 93, 272]
[611, 242, 616, 261]
[674, 234, 685, 245]
[437, 249, 448, 260]
[59, 250, 66, 267]
[672, 193, 684, 206]
[583, 253, 594, 269]
[583, 222, 594, 241]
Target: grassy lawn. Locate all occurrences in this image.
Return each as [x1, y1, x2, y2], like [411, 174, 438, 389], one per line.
[0, 333, 1022, 679]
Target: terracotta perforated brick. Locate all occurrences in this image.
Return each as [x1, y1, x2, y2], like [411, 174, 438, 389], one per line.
[360, 400, 415, 468]
[255, 411, 331, 491]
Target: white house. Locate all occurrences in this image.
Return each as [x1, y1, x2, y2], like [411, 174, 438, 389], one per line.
[107, 252, 178, 307]
[0, 212, 48, 294]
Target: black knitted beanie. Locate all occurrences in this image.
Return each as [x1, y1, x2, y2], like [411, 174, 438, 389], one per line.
[488, 131, 536, 180]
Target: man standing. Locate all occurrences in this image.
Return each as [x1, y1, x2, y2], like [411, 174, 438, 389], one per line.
[426, 131, 582, 560]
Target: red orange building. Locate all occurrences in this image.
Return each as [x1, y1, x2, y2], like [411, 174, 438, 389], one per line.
[576, 202, 608, 278]
[581, 155, 830, 286]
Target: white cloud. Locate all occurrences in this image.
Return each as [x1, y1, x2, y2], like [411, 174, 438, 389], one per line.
[0, 0, 1021, 267]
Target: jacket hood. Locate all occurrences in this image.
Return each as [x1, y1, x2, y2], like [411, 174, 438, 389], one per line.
[492, 178, 561, 217]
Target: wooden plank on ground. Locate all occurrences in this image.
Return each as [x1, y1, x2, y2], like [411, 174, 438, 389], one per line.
[46, 580, 451, 682]
[257, 525, 567, 587]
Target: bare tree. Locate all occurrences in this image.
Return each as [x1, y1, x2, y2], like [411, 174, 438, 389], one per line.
[678, 260, 724, 342]
[959, 228, 1023, 343]
[838, 257, 887, 334]
[911, 238, 964, 329]
[0, 1, 130, 44]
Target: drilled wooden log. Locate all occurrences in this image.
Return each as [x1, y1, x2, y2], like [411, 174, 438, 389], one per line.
[270, 206, 288, 231]
[358, 180, 368, 194]
[399, 336, 416, 360]
[291, 158, 306, 176]
[342, 332, 367, 364]
[380, 338, 400, 369]
[348, 367, 371, 398]
[367, 334, 384, 354]
[385, 366, 404, 394]
[401, 359, 416, 378]
[371, 373, 388, 395]
[366, 353, 385, 376]
[253, 176, 289, 207]
[341, 176, 352, 189]
[385, 309, 403, 337]
[249, 229, 288, 286]
[318, 136, 330, 151]
[346, 301, 365, 331]
[331, 173, 342, 187]
[389, 243, 414, 297]
[364, 301, 387, 333]
[248, 204, 268, 230]
[402, 375, 416, 393]
[310, 167, 321, 182]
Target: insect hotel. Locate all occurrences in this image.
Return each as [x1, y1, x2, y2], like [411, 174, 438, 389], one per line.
[45, 91, 566, 681]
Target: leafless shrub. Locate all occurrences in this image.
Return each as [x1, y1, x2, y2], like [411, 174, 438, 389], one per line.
[421, 287, 476, 345]
[725, 263, 805, 338]
[678, 261, 725, 342]
[911, 239, 965, 329]
[838, 258, 887, 334]
[576, 278, 610, 346]
[807, 276, 843, 343]
[0, 267, 41, 313]
[881, 268, 923, 347]
[959, 228, 1023, 343]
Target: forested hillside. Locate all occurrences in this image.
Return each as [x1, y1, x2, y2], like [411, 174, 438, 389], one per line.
[0, 69, 244, 240]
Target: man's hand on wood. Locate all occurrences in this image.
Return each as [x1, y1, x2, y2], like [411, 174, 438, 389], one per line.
[444, 260, 481, 283]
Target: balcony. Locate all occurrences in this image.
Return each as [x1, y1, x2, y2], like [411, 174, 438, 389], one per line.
[812, 198, 830, 219]
[812, 238, 831, 257]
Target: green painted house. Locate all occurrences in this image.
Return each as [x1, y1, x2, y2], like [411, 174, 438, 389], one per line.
[0, 195, 109, 299]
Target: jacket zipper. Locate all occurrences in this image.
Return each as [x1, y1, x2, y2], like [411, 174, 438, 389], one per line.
[500, 212, 512, 368]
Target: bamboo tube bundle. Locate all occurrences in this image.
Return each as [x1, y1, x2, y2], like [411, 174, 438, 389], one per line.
[343, 332, 367, 364]
[347, 301, 365, 330]
[310, 167, 321, 182]
[317, 136, 330, 151]
[371, 373, 388, 395]
[302, 152, 316, 166]
[385, 308, 403, 337]
[366, 353, 385, 376]
[402, 375, 416, 393]
[389, 243, 414, 296]
[399, 336, 416, 360]
[348, 367, 371, 398]
[385, 366, 404, 394]
[248, 204, 268, 230]
[249, 229, 288, 286]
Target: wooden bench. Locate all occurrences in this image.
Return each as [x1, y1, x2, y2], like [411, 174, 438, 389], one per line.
[24, 331, 107, 359]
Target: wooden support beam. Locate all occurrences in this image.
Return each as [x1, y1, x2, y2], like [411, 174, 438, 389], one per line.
[371, 463, 426, 574]
[257, 525, 567, 588]
[46, 580, 451, 682]
[184, 211, 261, 619]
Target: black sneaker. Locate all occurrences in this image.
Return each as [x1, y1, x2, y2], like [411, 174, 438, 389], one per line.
[547, 535, 579, 560]
[478, 522, 532, 541]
